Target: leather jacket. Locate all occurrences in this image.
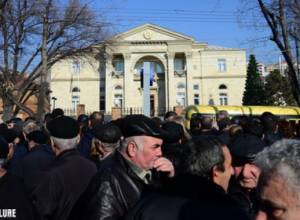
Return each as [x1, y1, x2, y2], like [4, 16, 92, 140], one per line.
[83, 151, 150, 220]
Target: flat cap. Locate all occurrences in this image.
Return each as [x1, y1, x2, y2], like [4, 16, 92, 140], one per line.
[47, 116, 79, 139]
[93, 123, 122, 143]
[121, 115, 166, 139]
[229, 133, 267, 164]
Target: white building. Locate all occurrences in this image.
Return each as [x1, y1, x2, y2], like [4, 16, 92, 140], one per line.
[50, 24, 247, 115]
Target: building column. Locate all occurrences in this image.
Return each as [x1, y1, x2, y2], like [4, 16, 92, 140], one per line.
[123, 53, 132, 109]
[166, 52, 175, 110]
[185, 51, 193, 106]
[105, 53, 113, 113]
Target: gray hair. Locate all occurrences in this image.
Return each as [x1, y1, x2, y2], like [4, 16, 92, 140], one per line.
[51, 136, 78, 151]
[255, 139, 300, 201]
[120, 136, 144, 152]
[185, 138, 225, 180]
[102, 140, 120, 150]
[23, 120, 40, 135]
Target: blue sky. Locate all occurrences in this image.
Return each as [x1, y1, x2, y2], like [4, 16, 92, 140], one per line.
[91, 0, 282, 64]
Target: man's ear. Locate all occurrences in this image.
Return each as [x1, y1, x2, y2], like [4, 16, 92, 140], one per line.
[76, 135, 80, 144]
[212, 165, 220, 183]
[127, 141, 137, 158]
[50, 138, 58, 155]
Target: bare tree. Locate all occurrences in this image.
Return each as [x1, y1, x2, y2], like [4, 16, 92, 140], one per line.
[0, 0, 109, 121]
[257, 0, 300, 105]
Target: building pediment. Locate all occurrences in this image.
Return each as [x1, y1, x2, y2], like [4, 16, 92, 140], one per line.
[112, 23, 195, 42]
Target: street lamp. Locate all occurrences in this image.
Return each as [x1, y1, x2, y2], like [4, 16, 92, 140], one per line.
[51, 97, 57, 109]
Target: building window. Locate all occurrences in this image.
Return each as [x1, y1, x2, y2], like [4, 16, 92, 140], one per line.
[72, 60, 80, 75]
[219, 93, 228, 105]
[177, 83, 185, 90]
[176, 92, 186, 106]
[72, 87, 80, 93]
[174, 58, 185, 71]
[174, 53, 186, 76]
[217, 59, 226, 72]
[71, 87, 80, 109]
[100, 96, 105, 111]
[194, 94, 200, 105]
[193, 84, 199, 90]
[72, 95, 80, 109]
[114, 94, 123, 107]
[219, 84, 227, 90]
[114, 85, 123, 108]
[176, 83, 186, 106]
[112, 55, 124, 74]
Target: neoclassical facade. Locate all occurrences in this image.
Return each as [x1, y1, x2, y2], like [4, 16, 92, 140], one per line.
[50, 24, 247, 114]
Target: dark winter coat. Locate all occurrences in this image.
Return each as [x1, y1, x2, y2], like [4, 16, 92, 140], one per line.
[31, 149, 97, 220]
[0, 172, 37, 220]
[124, 175, 250, 220]
[228, 178, 260, 220]
[18, 144, 55, 193]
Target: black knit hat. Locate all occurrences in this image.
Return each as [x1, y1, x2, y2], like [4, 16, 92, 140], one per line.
[93, 123, 122, 143]
[121, 115, 166, 139]
[0, 136, 9, 159]
[26, 130, 49, 145]
[46, 116, 79, 139]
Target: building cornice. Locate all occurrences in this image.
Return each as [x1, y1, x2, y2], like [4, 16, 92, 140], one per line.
[51, 78, 102, 82]
[193, 75, 246, 79]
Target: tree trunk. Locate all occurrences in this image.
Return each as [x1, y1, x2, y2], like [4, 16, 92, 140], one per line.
[2, 97, 14, 122]
[36, 7, 49, 121]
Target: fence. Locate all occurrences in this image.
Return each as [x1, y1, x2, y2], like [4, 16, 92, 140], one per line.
[121, 107, 176, 117]
[62, 106, 181, 121]
[62, 108, 94, 117]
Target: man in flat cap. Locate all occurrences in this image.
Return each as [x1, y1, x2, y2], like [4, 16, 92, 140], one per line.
[31, 116, 97, 220]
[89, 122, 122, 168]
[228, 133, 267, 219]
[81, 115, 175, 220]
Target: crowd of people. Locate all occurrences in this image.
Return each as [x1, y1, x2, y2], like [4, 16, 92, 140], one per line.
[0, 108, 299, 220]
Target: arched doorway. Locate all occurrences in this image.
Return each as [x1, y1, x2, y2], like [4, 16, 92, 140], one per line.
[134, 56, 166, 116]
